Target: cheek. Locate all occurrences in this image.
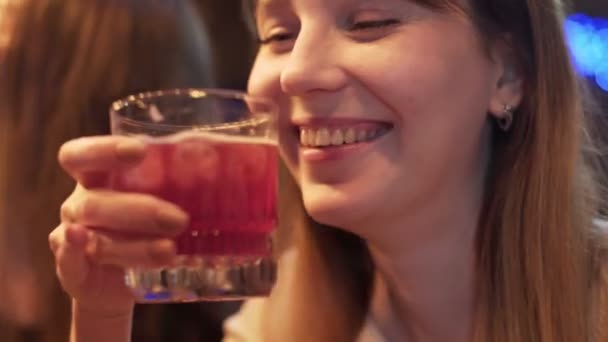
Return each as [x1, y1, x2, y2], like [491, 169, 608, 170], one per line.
[339, 23, 495, 200]
[248, 55, 300, 175]
[346, 24, 495, 145]
[247, 54, 282, 99]
[344, 18, 494, 115]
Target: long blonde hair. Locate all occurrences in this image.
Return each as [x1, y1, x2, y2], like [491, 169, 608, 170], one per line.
[248, 0, 608, 341]
[0, 0, 211, 340]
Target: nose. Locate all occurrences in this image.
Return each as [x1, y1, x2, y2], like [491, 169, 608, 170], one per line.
[280, 29, 348, 96]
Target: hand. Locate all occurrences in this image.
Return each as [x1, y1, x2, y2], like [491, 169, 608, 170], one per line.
[49, 136, 189, 316]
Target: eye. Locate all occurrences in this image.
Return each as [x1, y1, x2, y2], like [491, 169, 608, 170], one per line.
[349, 19, 401, 31]
[258, 30, 296, 45]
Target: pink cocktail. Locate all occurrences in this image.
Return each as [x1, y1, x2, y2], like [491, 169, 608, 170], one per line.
[110, 89, 277, 303]
[112, 133, 277, 257]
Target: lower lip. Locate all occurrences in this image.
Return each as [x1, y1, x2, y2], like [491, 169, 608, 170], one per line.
[300, 138, 380, 163]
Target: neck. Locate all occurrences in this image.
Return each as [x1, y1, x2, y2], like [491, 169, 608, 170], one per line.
[360, 176, 484, 342]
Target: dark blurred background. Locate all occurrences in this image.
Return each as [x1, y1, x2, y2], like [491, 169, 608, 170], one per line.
[0, 1, 606, 342]
[576, 0, 608, 16]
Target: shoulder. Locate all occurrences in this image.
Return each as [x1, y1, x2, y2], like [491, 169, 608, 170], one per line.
[356, 317, 386, 342]
[595, 219, 608, 267]
[222, 298, 268, 342]
[594, 219, 608, 341]
[593, 218, 608, 284]
[593, 218, 608, 232]
[592, 218, 608, 258]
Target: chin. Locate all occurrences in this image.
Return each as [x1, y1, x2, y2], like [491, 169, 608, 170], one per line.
[300, 184, 368, 230]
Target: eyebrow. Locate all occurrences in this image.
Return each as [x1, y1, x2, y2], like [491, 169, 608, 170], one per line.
[255, 0, 292, 19]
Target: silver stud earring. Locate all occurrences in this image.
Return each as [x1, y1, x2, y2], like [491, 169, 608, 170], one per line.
[497, 104, 514, 132]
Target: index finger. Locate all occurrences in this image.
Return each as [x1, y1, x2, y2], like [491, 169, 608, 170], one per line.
[58, 136, 147, 187]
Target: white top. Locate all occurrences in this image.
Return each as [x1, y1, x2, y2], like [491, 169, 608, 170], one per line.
[223, 300, 385, 342]
[222, 248, 389, 342]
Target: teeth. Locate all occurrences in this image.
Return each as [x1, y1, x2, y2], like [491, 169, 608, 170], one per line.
[300, 129, 309, 146]
[357, 130, 368, 142]
[367, 129, 378, 140]
[331, 130, 344, 146]
[307, 129, 316, 146]
[315, 128, 331, 146]
[344, 128, 356, 144]
[300, 126, 387, 147]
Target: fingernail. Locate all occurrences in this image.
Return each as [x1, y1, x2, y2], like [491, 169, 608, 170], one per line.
[115, 139, 146, 164]
[155, 207, 189, 233]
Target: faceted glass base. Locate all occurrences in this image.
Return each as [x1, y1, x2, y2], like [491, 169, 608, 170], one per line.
[125, 256, 276, 303]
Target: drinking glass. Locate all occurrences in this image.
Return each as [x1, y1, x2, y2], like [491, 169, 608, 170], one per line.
[109, 89, 278, 303]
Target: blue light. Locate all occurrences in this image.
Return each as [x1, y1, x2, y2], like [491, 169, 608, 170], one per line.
[597, 66, 608, 92]
[565, 14, 608, 92]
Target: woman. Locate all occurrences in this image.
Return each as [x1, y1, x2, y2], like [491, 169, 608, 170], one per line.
[49, 0, 608, 341]
[0, 0, 215, 340]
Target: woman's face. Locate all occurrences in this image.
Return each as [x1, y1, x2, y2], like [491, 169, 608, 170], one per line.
[249, 0, 509, 231]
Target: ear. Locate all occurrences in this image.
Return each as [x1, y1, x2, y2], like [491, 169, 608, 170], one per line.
[487, 37, 524, 119]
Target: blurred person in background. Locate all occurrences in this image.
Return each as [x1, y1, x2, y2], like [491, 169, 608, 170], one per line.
[0, 0, 229, 341]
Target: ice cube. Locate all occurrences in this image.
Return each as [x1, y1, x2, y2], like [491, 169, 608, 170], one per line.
[169, 137, 220, 189]
[120, 147, 165, 191]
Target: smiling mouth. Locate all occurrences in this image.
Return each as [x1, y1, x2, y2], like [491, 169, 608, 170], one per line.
[296, 122, 393, 148]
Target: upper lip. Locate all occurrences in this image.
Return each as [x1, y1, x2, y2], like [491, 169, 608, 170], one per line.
[291, 117, 393, 129]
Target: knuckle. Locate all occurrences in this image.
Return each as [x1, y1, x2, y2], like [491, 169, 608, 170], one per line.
[76, 193, 98, 222]
[60, 201, 74, 222]
[48, 229, 60, 253]
[86, 232, 103, 261]
[61, 185, 87, 222]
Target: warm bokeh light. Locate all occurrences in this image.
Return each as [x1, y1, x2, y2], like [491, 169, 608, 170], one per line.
[0, 0, 16, 48]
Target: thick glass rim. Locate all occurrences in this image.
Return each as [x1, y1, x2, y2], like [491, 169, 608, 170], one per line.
[110, 88, 277, 132]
